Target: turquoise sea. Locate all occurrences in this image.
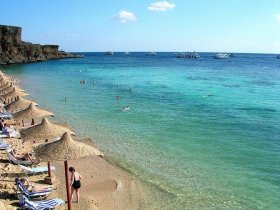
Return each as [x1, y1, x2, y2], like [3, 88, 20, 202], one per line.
[2, 53, 280, 209]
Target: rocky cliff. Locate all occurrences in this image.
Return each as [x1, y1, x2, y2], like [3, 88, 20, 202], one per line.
[0, 25, 82, 65]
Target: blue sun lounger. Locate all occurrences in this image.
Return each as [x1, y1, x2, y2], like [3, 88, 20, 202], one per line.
[6, 149, 32, 165]
[18, 194, 64, 210]
[0, 139, 10, 150]
[0, 111, 12, 119]
[19, 164, 56, 176]
[17, 180, 53, 199]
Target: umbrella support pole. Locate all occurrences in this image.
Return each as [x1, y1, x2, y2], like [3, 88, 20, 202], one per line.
[43, 161, 55, 185]
[48, 161, 52, 177]
[64, 160, 72, 210]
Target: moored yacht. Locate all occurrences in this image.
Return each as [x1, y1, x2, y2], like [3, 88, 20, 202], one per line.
[229, 53, 237, 57]
[214, 53, 229, 59]
[104, 51, 113, 56]
[176, 52, 200, 59]
[146, 52, 157, 56]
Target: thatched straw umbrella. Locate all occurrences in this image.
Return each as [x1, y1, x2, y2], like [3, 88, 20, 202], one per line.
[1, 87, 29, 99]
[0, 80, 11, 88]
[0, 83, 12, 92]
[35, 132, 103, 161]
[12, 103, 54, 122]
[0, 80, 11, 89]
[0, 74, 9, 80]
[0, 71, 6, 76]
[21, 117, 75, 142]
[4, 96, 38, 113]
[0, 84, 24, 95]
[0, 76, 11, 86]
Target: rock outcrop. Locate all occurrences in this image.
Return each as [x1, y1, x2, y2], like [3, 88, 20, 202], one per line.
[0, 25, 82, 65]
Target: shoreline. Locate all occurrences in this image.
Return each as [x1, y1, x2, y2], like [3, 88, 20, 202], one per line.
[0, 70, 150, 209]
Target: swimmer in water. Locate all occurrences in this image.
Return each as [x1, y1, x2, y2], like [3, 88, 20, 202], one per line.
[116, 96, 120, 100]
[203, 93, 214, 98]
[122, 105, 130, 112]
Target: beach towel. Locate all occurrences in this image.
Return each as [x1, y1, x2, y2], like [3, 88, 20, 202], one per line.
[0, 139, 10, 150]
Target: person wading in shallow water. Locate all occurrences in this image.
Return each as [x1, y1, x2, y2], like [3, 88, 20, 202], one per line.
[69, 166, 83, 203]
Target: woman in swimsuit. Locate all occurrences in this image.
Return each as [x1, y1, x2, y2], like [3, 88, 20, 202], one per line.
[69, 166, 82, 203]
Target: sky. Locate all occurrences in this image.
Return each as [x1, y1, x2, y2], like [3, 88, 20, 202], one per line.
[1, 0, 280, 53]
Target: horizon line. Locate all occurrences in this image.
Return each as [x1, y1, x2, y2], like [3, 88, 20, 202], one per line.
[70, 51, 280, 55]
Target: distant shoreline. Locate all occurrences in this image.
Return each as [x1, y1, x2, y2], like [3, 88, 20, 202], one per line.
[69, 51, 280, 55]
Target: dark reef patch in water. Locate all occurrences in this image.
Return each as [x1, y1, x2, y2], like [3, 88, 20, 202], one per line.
[237, 107, 277, 112]
[187, 76, 210, 81]
[222, 84, 241, 88]
[251, 80, 276, 87]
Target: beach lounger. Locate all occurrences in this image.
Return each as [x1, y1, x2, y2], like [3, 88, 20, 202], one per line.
[16, 180, 53, 199]
[0, 139, 10, 150]
[19, 164, 55, 176]
[0, 129, 19, 138]
[0, 111, 12, 119]
[6, 149, 32, 165]
[18, 194, 64, 210]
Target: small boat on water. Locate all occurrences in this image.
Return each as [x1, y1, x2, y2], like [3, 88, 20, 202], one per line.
[214, 53, 229, 59]
[124, 52, 130, 55]
[104, 51, 113, 56]
[229, 53, 237, 57]
[146, 52, 157, 56]
[176, 52, 200, 59]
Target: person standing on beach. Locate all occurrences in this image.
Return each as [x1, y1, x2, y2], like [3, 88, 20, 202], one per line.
[69, 166, 82, 203]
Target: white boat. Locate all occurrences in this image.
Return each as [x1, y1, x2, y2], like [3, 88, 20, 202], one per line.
[104, 51, 113, 56]
[214, 53, 229, 59]
[177, 52, 200, 59]
[229, 53, 237, 57]
[124, 52, 130, 55]
[146, 52, 157, 56]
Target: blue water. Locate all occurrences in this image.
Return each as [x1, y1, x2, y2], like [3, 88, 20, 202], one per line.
[2, 53, 280, 209]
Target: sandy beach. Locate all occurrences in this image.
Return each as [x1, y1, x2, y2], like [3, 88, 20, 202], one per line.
[0, 71, 149, 210]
